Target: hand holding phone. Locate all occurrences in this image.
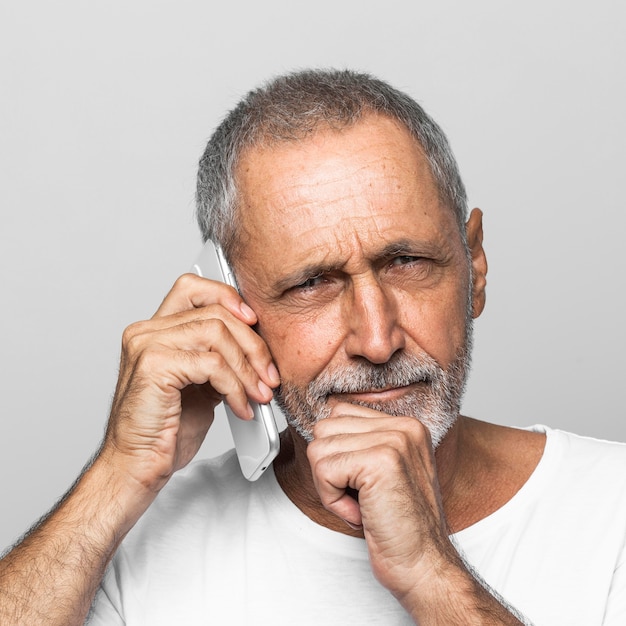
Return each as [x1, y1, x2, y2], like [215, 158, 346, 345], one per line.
[191, 242, 280, 481]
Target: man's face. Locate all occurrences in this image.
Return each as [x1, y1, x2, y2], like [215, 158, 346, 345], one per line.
[233, 115, 481, 445]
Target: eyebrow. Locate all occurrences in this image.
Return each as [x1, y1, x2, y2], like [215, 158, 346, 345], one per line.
[271, 238, 440, 294]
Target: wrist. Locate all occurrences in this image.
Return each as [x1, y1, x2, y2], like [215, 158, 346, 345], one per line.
[398, 544, 525, 625]
[87, 446, 161, 539]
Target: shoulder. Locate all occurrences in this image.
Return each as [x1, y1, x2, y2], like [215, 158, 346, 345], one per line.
[540, 425, 626, 485]
[525, 426, 626, 516]
[474, 419, 626, 479]
[457, 420, 626, 526]
[537, 425, 626, 470]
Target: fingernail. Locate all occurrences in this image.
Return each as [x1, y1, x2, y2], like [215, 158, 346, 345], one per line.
[258, 380, 273, 400]
[239, 302, 256, 322]
[267, 362, 280, 386]
[343, 519, 363, 531]
[246, 403, 255, 420]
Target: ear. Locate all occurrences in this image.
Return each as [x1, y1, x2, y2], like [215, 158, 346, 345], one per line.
[466, 208, 487, 319]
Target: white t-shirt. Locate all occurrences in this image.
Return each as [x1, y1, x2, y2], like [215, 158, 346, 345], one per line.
[88, 426, 626, 625]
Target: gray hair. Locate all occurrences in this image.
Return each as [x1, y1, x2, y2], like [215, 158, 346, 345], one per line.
[196, 69, 468, 259]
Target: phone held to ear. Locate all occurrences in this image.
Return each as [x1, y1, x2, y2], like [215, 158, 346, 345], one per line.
[191, 241, 280, 481]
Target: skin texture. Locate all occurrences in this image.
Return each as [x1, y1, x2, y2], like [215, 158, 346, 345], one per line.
[230, 117, 543, 621]
[0, 115, 544, 625]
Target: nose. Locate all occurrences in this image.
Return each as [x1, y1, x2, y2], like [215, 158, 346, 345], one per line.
[343, 275, 406, 364]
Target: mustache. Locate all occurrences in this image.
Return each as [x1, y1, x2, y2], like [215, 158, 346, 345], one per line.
[303, 352, 442, 401]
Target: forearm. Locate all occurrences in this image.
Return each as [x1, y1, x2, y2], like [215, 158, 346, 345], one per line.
[0, 451, 155, 626]
[401, 547, 530, 625]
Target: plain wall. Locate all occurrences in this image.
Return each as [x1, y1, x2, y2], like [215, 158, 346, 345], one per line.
[1, 0, 624, 551]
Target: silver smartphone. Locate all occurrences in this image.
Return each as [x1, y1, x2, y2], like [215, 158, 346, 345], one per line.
[191, 241, 280, 481]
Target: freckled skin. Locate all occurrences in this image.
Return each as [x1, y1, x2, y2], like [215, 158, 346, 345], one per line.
[233, 115, 471, 392]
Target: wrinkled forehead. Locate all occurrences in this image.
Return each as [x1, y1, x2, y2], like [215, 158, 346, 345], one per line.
[230, 115, 456, 255]
[227, 116, 464, 280]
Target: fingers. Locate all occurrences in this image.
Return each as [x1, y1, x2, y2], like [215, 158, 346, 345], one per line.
[122, 315, 276, 419]
[122, 272, 280, 414]
[307, 405, 441, 530]
[153, 273, 256, 325]
[133, 345, 258, 420]
[140, 309, 274, 385]
[308, 423, 435, 503]
[308, 443, 420, 529]
[314, 402, 434, 457]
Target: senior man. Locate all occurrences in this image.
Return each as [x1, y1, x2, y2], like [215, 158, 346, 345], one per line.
[1, 69, 625, 625]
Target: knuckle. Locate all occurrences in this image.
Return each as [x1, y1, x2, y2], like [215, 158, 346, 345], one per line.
[173, 272, 198, 292]
[388, 428, 411, 452]
[124, 333, 143, 358]
[316, 452, 337, 476]
[204, 316, 228, 337]
[204, 349, 226, 371]
[375, 443, 403, 466]
[312, 419, 330, 439]
[121, 321, 148, 352]
[306, 438, 323, 464]
[180, 317, 229, 346]
[200, 318, 236, 351]
[224, 377, 247, 402]
[134, 346, 163, 372]
[307, 443, 340, 480]
[121, 321, 139, 346]
[230, 348, 251, 378]
[405, 417, 430, 444]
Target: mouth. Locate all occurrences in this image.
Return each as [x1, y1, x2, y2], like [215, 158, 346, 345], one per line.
[329, 381, 428, 405]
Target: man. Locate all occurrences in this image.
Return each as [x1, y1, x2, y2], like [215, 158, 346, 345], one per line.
[1, 69, 625, 625]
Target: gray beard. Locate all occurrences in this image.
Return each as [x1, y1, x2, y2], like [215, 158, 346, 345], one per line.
[274, 320, 473, 448]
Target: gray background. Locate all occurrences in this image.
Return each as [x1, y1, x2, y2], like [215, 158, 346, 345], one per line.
[1, 1, 624, 552]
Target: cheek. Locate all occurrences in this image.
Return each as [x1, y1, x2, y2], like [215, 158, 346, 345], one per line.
[257, 308, 345, 385]
[415, 309, 466, 365]
[398, 285, 470, 367]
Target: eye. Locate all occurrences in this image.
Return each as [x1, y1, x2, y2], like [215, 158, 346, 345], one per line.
[282, 272, 341, 306]
[293, 274, 326, 291]
[386, 254, 434, 283]
[390, 255, 422, 266]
